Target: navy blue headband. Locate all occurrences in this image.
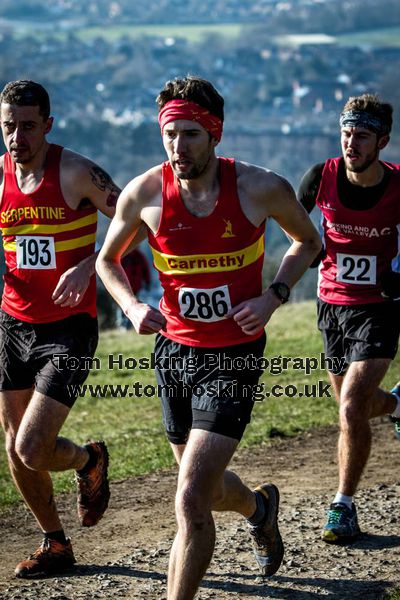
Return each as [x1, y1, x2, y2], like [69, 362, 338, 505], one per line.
[340, 110, 389, 136]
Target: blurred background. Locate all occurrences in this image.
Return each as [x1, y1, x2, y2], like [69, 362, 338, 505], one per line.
[1, 0, 399, 326]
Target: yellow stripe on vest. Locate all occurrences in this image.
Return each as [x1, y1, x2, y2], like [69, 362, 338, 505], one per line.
[1, 212, 97, 236]
[55, 233, 97, 252]
[3, 232, 96, 253]
[151, 235, 265, 275]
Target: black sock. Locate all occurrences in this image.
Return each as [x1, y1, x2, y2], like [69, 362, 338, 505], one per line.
[247, 491, 266, 526]
[77, 444, 96, 475]
[44, 529, 68, 545]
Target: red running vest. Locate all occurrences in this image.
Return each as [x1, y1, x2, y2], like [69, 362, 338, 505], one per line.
[316, 157, 400, 305]
[0, 144, 97, 323]
[148, 158, 265, 347]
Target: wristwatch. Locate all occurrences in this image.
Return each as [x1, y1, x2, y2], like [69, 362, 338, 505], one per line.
[269, 282, 290, 304]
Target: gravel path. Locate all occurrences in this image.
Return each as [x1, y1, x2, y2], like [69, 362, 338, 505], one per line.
[1, 418, 399, 599]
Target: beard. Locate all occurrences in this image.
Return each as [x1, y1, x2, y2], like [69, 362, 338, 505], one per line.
[175, 164, 204, 180]
[345, 147, 379, 173]
[10, 148, 31, 164]
[172, 146, 214, 180]
[10, 142, 40, 165]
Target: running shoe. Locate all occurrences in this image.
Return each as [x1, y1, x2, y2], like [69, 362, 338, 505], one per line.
[322, 502, 360, 543]
[15, 538, 75, 578]
[390, 382, 400, 440]
[76, 440, 110, 527]
[248, 483, 284, 576]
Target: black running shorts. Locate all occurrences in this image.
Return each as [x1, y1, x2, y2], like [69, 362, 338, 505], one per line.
[0, 310, 98, 407]
[154, 332, 266, 444]
[317, 299, 400, 375]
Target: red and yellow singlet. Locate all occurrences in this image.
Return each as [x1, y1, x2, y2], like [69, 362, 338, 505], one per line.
[0, 144, 97, 323]
[148, 158, 265, 347]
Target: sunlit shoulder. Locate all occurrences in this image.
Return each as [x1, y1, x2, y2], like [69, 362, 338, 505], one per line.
[122, 164, 163, 205]
[235, 159, 294, 201]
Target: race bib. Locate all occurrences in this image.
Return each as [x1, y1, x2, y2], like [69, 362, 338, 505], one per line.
[16, 236, 56, 269]
[178, 285, 232, 322]
[336, 253, 376, 285]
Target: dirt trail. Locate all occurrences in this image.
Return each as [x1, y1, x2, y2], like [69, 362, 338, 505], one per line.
[1, 418, 399, 599]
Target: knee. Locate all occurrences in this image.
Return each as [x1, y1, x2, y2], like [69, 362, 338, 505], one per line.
[339, 396, 368, 429]
[175, 485, 212, 532]
[15, 433, 49, 471]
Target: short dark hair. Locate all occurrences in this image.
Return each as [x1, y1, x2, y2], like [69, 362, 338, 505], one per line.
[342, 93, 393, 136]
[0, 80, 51, 120]
[156, 75, 224, 122]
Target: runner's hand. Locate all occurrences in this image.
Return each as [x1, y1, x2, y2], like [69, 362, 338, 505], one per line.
[52, 263, 92, 307]
[126, 302, 166, 335]
[228, 291, 281, 335]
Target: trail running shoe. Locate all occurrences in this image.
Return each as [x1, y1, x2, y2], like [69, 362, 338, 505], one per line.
[390, 382, 400, 440]
[15, 538, 76, 578]
[248, 483, 284, 576]
[76, 440, 110, 527]
[322, 502, 361, 544]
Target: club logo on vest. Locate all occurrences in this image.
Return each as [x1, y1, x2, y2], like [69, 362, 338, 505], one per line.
[221, 219, 236, 238]
[319, 200, 336, 211]
[169, 222, 192, 232]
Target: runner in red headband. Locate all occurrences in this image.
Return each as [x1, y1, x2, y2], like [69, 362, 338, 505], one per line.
[97, 74, 321, 600]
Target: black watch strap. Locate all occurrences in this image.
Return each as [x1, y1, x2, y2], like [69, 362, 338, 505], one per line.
[269, 282, 290, 304]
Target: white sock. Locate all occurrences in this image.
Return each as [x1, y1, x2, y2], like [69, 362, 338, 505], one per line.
[391, 391, 400, 418]
[333, 492, 352, 508]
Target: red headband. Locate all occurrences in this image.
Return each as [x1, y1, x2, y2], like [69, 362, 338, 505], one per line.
[158, 99, 223, 142]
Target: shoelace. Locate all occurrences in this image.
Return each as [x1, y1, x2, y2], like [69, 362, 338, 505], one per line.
[29, 538, 52, 559]
[249, 525, 270, 548]
[327, 507, 346, 525]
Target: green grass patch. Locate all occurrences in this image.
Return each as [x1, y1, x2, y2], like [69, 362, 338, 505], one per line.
[77, 23, 245, 43]
[0, 300, 399, 508]
[11, 21, 400, 47]
[336, 26, 400, 48]
[12, 22, 247, 44]
[9, 19, 400, 47]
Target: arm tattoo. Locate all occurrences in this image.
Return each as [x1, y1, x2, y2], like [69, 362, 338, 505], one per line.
[106, 187, 120, 207]
[90, 165, 121, 207]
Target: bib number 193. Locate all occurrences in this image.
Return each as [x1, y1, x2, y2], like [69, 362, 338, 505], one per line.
[16, 236, 56, 269]
[178, 285, 232, 322]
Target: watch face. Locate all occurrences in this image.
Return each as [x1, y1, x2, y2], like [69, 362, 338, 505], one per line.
[277, 283, 289, 300]
[271, 282, 290, 302]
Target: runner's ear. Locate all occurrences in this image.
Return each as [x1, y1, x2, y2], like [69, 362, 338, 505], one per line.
[44, 116, 54, 135]
[377, 134, 390, 150]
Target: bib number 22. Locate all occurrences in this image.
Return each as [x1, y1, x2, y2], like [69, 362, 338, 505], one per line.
[179, 285, 232, 322]
[336, 253, 376, 285]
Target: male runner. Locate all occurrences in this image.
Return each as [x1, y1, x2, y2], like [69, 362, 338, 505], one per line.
[298, 93, 400, 544]
[96, 75, 321, 599]
[0, 80, 118, 577]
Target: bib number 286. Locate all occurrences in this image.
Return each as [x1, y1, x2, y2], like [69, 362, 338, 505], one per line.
[16, 236, 56, 269]
[178, 285, 232, 322]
